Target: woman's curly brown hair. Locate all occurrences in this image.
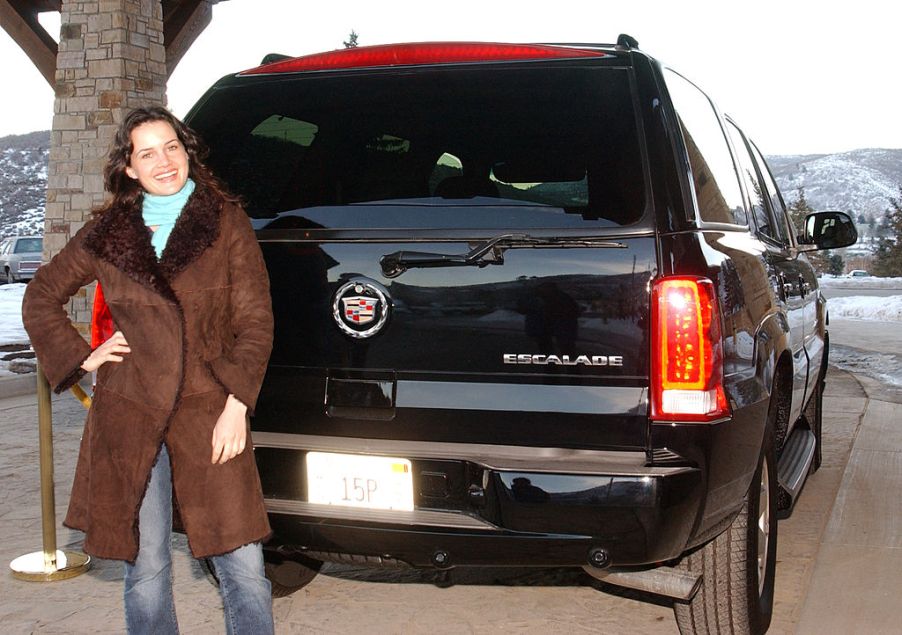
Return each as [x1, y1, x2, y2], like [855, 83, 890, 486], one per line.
[94, 105, 239, 215]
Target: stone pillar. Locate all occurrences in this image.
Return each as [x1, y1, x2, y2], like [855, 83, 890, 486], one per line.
[45, 0, 167, 335]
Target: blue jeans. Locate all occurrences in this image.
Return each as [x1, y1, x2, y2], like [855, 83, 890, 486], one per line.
[123, 445, 274, 634]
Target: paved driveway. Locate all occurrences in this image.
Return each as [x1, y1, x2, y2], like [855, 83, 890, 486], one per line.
[1, 364, 883, 634]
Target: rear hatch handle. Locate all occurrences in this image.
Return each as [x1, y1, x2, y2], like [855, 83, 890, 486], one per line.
[380, 233, 626, 278]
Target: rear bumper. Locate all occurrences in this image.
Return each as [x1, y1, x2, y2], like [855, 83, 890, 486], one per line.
[9, 264, 39, 280]
[253, 432, 702, 567]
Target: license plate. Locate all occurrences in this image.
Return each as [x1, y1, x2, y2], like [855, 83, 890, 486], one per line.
[306, 452, 414, 511]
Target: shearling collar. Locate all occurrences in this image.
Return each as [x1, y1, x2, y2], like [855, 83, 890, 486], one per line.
[83, 185, 223, 303]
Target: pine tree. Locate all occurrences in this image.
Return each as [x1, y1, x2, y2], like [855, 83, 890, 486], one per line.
[826, 253, 845, 276]
[343, 30, 359, 48]
[787, 186, 828, 274]
[787, 186, 813, 237]
[872, 186, 902, 277]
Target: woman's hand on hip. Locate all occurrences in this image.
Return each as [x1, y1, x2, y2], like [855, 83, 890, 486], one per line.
[211, 394, 248, 464]
[80, 330, 130, 372]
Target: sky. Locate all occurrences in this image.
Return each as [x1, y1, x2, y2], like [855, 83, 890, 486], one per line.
[1, 0, 900, 155]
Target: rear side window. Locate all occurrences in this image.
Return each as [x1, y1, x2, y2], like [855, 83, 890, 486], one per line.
[724, 121, 770, 236]
[191, 65, 646, 229]
[664, 70, 746, 226]
[748, 142, 794, 244]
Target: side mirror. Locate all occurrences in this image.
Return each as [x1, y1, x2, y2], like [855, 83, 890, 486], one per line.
[799, 211, 858, 251]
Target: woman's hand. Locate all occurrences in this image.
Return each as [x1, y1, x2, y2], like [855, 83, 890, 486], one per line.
[80, 330, 130, 372]
[211, 394, 248, 464]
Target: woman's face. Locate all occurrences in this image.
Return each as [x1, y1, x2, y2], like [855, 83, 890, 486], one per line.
[125, 120, 190, 196]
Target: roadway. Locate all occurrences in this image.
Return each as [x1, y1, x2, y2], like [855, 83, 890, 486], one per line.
[824, 284, 902, 403]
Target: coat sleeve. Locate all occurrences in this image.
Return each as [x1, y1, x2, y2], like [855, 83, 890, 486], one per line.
[22, 225, 97, 393]
[207, 205, 274, 414]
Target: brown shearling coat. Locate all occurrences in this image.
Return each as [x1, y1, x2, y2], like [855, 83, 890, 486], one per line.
[22, 185, 274, 562]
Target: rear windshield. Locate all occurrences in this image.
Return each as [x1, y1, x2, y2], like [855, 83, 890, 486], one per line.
[14, 238, 42, 253]
[190, 65, 646, 229]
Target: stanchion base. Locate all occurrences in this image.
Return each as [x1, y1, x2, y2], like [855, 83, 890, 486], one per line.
[10, 550, 92, 582]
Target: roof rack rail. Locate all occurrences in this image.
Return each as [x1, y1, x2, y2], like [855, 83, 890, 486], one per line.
[616, 34, 639, 50]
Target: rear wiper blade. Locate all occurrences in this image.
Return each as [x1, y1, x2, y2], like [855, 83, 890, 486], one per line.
[379, 233, 626, 278]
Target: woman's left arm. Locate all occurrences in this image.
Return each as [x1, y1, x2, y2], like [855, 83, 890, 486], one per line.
[208, 204, 274, 464]
[207, 204, 275, 416]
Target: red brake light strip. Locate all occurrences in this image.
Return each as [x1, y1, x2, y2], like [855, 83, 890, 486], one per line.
[239, 42, 608, 75]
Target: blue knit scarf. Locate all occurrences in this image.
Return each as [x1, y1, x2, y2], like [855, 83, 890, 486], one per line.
[141, 178, 195, 258]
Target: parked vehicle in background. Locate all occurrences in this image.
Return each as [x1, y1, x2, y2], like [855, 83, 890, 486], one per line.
[847, 269, 868, 277]
[0, 235, 42, 283]
[186, 35, 857, 634]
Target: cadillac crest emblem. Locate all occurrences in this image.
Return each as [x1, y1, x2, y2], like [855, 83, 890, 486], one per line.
[342, 296, 377, 325]
[332, 278, 391, 338]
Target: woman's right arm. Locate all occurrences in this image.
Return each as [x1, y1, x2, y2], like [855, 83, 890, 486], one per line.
[22, 226, 99, 393]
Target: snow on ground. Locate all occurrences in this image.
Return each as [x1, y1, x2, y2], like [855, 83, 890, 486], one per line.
[829, 346, 902, 388]
[0, 283, 30, 376]
[819, 275, 902, 289]
[821, 277, 902, 385]
[827, 295, 902, 321]
[0, 283, 28, 345]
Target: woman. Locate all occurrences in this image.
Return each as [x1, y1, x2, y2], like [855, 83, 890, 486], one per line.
[23, 106, 275, 634]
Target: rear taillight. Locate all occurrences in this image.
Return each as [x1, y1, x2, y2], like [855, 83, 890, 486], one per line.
[650, 276, 729, 422]
[239, 42, 608, 75]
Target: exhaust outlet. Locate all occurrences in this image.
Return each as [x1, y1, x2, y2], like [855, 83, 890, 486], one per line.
[583, 565, 702, 601]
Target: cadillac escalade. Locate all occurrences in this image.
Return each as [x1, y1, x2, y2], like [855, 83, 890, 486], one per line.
[185, 35, 857, 633]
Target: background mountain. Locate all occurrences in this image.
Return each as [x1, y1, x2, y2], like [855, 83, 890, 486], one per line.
[0, 131, 49, 238]
[1, 130, 901, 241]
[768, 149, 902, 220]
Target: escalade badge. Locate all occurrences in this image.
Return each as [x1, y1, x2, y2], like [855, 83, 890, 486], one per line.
[332, 278, 391, 338]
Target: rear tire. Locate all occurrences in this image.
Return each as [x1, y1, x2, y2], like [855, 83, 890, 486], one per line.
[200, 552, 322, 598]
[264, 555, 323, 598]
[674, 430, 777, 634]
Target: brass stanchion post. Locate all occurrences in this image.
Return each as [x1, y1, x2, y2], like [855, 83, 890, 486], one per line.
[10, 365, 91, 581]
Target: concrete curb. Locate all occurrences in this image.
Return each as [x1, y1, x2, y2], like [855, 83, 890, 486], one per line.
[0, 373, 37, 399]
[0, 373, 93, 400]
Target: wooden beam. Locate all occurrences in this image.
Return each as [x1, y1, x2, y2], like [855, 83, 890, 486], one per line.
[163, 0, 212, 77]
[13, 0, 60, 11]
[0, 0, 58, 86]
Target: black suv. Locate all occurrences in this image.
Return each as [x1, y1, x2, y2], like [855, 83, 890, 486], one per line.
[186, 36, 857, 634]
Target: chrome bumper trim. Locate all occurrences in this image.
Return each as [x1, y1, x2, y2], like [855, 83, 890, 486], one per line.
[264, 497, 500, 530]
[252, 431, 693, 477]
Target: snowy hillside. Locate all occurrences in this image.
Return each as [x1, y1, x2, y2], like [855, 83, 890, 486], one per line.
[768, 148, 902, 218]
[0, 130, 49, 239]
